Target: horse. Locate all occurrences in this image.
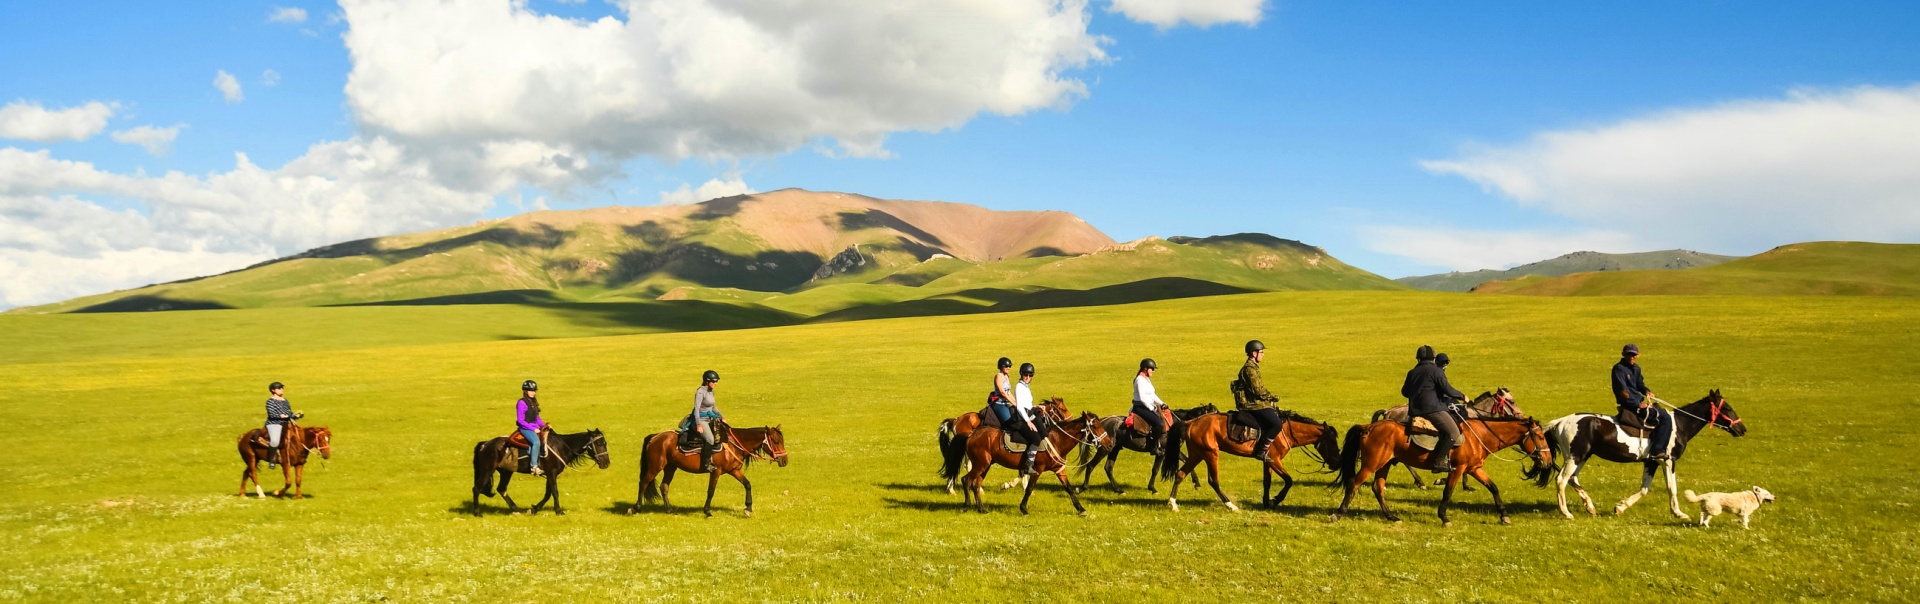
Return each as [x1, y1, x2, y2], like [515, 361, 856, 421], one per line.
[633, 422, 788, 518]
[237, 424, 332, 499]
[1156, 412, 1342, 511]
[942, 411, 1111, 515]
[469, 428, 610, 516]
[1543, 389, 1747, 520]
[937, 398, 1069, 494]
[1331, 416, 1555, 526]
[1371, 389, 1523, 490]
[1077, 403, 1217, 495]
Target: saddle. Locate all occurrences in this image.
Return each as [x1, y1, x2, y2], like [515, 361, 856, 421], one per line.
[1401, 411, 1460, 453]
[1122, 407, 1175, 436]
[1226, 411, 1264, 443]
[677, 419, 731, 454]
[1612, 411, 1653, 439]
[1001, 431, 1052, 454]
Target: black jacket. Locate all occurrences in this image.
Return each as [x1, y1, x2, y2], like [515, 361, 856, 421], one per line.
[1402, 360, 1465, 416]
[1611, 360, 1650, 410]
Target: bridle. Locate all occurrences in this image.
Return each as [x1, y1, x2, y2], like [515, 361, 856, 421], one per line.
[728, 427, 788, 464]
[1461, 417, 1548, 465]
[1654, 396, 1743, 434]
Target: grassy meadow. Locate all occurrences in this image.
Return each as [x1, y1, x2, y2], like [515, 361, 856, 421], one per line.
[1, 291, 1916, 601]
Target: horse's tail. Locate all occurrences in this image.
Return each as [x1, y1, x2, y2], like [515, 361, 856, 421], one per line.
[937, 419, 966, 480]
[1156, 420, 1185, 481]
[1524, 421, 1561, 488]
[472, 440, 497, 497]
[1333, 424, 1368, 491]
[1542, 415, 1580, 481]
[640, 433, 662, 505]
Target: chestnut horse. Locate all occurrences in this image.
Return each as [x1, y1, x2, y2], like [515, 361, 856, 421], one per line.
[937, 398, 1069, 494]
[1331, 416, 1555, 526]
[1371, 389, 1523, 490]
[1543, 390, 1746, 520]
[1078, 403, 1217, 495]
[237, 424, 332, 498]
[469, 428, 610, 516]
[1157, 413, 1341, 511]
[633, 423, 788, 518]
[942, 411, 1111, 515]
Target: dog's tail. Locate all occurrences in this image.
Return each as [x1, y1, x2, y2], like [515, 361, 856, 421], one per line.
[1683, 489, 1703, 502]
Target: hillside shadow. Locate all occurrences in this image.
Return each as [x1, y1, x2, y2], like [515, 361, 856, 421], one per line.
[993, 277, 1251, 312]
[622, 221, 672, 246]
[345, 289, 570, 306]
[689, 194, 752, 220]
[837, 210, 947, 247]
[610, 243, 824, 291]
[338, 295, 801, 334]
[72, 295, 234, 313]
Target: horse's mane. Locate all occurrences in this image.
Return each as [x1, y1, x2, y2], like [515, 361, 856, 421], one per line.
[1286, 413, 1326, 426]
[554, 429, 603, 468]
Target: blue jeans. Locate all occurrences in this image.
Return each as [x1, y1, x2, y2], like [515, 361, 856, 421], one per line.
[520, 429, 542, 464]
[1625, 406, 1674, 455]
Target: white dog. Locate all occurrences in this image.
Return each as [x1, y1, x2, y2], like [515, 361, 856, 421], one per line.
[1683, 486, 1775, 529]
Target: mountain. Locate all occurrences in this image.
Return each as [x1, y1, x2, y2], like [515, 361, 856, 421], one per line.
[12, 190, 1403, 318]
[1397, 249, 1739, 292]
[1469, 241, 1920, 296]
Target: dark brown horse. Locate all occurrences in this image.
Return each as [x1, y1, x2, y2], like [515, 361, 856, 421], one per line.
[469, 428, 609, 516]
[1157, 413, 1341, 511]
[237, 424, 332, 498]
[1331, 416, 1555, 526]
[1079, 403, 1217, 495]
[1371, 389, 1523, 490]
[633, 423, 788, 518]
[942, 411, 1110, 515]
[938, 398, 1069, 494]
[1543, 390, 1747, 520]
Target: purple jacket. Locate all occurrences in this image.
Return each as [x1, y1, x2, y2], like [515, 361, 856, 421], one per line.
[516, 398, 547, 432]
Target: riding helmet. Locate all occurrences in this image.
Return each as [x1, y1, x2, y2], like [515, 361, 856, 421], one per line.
[521, 379, 539, 392]
[1139, 358, 1157, 371]
[1435, 353, 1451, 368]
[1018, 362, 1036, 377]
[997, 357, 1013, 370]
[1245, 339, 1265, 355]
[268, 381, 284, 392]
[703, 369, 720, 383]
[1415, 345, 1436, 361]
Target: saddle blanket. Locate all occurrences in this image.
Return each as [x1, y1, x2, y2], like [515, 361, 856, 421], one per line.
[1001, 431, 1051, 454]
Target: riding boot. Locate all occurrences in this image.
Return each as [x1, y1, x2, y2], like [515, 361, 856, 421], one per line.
[266, 449, 279, 469]
[1019, 449, 1039, 475]
[1252, 438, 1273, 461]
[699, 444, 717, 472]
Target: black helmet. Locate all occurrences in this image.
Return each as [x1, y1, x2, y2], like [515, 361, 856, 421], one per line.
[1245, 340, 1265, 355]
[268, 381, 284, 392]
[997, 357, 1013, 370]
[521, 379, 538, 392]
[1018, 362, 1035, 377]
[1436, 352, 1451, 368]
[702, 370, 720, 383]
[1415, 345, 1435, 361]
[1139, 358, 1157, 371]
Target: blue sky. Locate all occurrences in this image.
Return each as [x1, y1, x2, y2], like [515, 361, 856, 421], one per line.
[4, 1, 1919, 307]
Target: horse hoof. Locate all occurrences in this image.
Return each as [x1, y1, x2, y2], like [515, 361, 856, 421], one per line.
[1168, 500, 1180, 512]
[1328, 514, 1340, 522]
[1077, 510, 1088, 517]
[1225, 502, 1240, 513]
[744, 510, 753, 518]
[1443, 521, 1453, 528]
[1500, 517, 1512, 526]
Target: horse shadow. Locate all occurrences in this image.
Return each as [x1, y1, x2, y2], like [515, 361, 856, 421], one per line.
[879, 496, 1027, 514]
[874, 482, 953, 494]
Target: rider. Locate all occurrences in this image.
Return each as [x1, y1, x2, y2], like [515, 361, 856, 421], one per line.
[988, 357, 1017, 428]
[1436, 353, 1464, 406]
[1613, 344, 1671, 461]
[1402, 345, 1466, 473]
[516, 380, 547, 476]
[692, 370, 726, 472]
[1131, 358, 1169, 453]
[1235, 340, 1288, 460]
[1010, 363, 1045, 475]
[263, 381, 300, 468]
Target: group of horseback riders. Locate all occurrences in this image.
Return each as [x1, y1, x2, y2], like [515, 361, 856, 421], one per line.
[508, 371, 730, 477]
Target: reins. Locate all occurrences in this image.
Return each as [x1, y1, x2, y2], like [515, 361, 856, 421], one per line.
[727, 428, 786, 463]
[1457, 415, 1539, 464]
[1651, 396, 1741, 434]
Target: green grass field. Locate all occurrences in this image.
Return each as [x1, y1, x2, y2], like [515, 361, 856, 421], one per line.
[3, 291, 1916, 601]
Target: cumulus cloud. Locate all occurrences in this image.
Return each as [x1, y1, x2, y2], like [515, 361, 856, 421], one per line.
[262, 69, 281, 87]
[658, 176, 754, 205]
[1420, 85, 1920, 257]
[1108, 0, 1265, 29]
[0, 100, 117, 142]
[214, 70, 244, 102]
[110, 124, 187, 157]
[340, 0, 1109, 189]
[269, 7, 309, 23]
[0, 140, 495, 308]
[1359, 225, 1641, 273]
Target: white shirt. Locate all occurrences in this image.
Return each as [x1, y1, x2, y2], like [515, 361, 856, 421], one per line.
[1013, 381, 1035, 413]
[1133, 375, 1166, 410]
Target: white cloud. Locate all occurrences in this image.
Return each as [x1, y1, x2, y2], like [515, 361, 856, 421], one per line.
[110, 124, 187, 157]
[269, 7, 309, 23]
[1421, 84, 1920, 254]
[213, 70, 244, 102]
[1359, 225, 1641, 273]
[340, 0, 1109, 189]
[658, 176, 754, 205]
[262, 69, 281, 87]
[0, 100, 117, 142]
[1108, 0, 1264, 29]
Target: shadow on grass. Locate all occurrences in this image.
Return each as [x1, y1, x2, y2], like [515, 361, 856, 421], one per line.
[873, 482, 953, 493]
[879, 496, 1015, 514]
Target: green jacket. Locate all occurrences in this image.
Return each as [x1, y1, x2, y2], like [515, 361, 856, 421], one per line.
[1235, 358, 1279, 411]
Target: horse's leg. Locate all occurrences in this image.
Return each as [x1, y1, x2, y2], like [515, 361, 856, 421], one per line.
[1571, 464, 1597, 515]
[1056, 469, 1087, 516]
[1107, 449, 1128, 494]
[1615, 462, 1655, 515]
[1470, 467, 1509, 525]
[1555, 455, 1582, 519]
[276, 461, 292, 497]
[293, 464, 306, 499]
[1261, 464, 1272, 507]
[662, 465, 678, 508]
[703, 470, 721, 518]
[498, 472, 519, 512]
[1166, 448, 1203, 512]
[1203, 451, 1237, 512]
[550, 474, 564, 516]
[530, 475, 554, 514]
[1438, 468, 1462, 527]
[1018, 468, 1038, 515]
[1369, 459, 1397, 523]
[1145, 450, 1162, 495]
[733, 469, 753, 518]
[1270, 460, 1294, 508]
[1663, 460, 1690, 521]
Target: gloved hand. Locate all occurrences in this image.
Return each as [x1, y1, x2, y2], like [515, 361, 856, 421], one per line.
[292, 412, 305, 420]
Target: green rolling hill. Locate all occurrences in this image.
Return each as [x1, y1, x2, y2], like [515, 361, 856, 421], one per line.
[1397, 249, 1739, 292]
[1470, 241, 1920, 296]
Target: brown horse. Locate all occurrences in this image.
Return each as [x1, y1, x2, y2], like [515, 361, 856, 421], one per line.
[237, 424, 332, 499]
[1078, 403, 1217, 495]
[469, 428, 610, 516]
[633, 422, 788, 518]
[1157, 413, 1341, 511]
[942, 411, 1110, 515]
[1331, 416, 1555, 526]
[1371, 389, 1523, 490]
[937, 398, 1069, 494]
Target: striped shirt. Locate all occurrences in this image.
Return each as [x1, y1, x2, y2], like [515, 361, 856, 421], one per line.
[265, 397, 292, 425]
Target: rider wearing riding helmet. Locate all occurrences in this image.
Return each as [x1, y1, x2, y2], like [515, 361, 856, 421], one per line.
[516, 380, 548, 476]
[1235, 340, 1288, 460]
[987, 357, 1017, 426]
[263, 381, 301, 468]
[1436, 353, 1463, 405]
[1403, 346, 1466, 473]
[1613, 344, 1671, 461]
[1009, 363, 1045, 475]
[691, 370, 726, 472]
[1131, 359, 1170, 452]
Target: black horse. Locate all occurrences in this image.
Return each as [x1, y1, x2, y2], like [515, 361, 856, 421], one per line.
[470, 428, 610, 516]
[1079, 403, 1218, 494]
[1543, 390, 1747, 520]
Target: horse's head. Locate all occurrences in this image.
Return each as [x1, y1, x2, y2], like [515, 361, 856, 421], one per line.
[1519, 419, 1557, 487]
[1474, 388, 1522, 418]
[764, 425, 789, 468]
[307, 427, 332, 460]
[1042, 397, 1070, 421]
[1700, 389, 1747, 437]
[586, 429, 611, 469]
[1179, 402, 1218, 420]
[1308, 419, 1341, 472]
[1076, 411, 1113, 448]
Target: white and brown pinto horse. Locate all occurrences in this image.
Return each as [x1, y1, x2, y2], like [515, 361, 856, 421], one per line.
[1542, 389, 1747, 520]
